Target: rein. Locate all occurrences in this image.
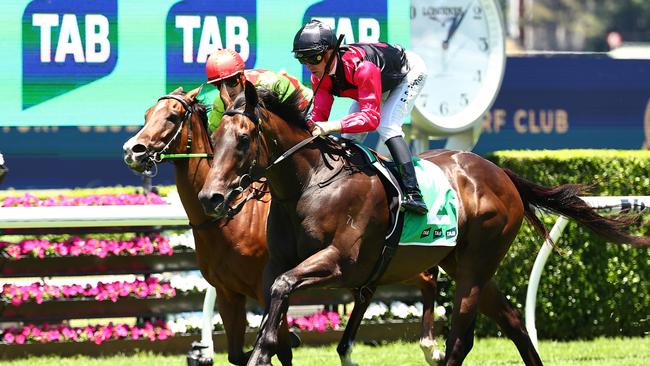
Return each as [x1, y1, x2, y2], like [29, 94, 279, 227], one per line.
[142, 94, 213, 177]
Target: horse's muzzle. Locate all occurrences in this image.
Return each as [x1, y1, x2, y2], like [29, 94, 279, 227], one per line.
[198, 190, 228, 219]
[122, 141, 148, 173]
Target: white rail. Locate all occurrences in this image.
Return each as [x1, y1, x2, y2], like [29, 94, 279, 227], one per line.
[525, 196, 650, 351]
[0, 203, 188, 228]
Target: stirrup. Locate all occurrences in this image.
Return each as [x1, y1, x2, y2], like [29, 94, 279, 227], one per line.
[402, 193, 428, 215]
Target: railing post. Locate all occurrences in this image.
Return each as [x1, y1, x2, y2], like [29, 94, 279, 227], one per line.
[524, 216, 569, 351]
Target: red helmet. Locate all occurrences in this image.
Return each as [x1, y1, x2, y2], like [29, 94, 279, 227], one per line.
[205, 49, 245, 83]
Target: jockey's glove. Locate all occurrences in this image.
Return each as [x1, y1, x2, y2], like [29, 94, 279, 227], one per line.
[311, 120, 342, 137]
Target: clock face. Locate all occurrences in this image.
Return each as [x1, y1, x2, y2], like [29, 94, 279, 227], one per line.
[411, 0, 505, 132]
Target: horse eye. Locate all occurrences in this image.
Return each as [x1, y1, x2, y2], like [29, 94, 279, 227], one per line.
[238, 134, 251, 149]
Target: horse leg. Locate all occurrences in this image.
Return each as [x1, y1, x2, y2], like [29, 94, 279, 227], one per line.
[417, 267, 445, 365]
[215, 288, 249, 365]
[275, 315, 294, 366]
[478, 280, 543, 365]
[247, 246, 343, 366]
[336, 288, 375, 366]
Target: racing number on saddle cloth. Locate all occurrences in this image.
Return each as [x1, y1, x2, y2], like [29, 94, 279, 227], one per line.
[399, 157, 459, 247]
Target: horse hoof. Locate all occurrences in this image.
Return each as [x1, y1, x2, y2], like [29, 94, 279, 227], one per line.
[289, 331, 302, 348]
[420, 339, 445, 366]
[186, 341, 214, 366]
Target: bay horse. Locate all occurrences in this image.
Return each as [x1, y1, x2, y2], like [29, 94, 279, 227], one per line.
[121, 87, 444, 365]
[198, 81, 650, 366]
[122, 87, 295, 365]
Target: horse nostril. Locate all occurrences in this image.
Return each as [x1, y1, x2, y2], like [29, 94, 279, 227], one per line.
[132, 144, 147, 154]
[209, 193, 225, 208]
[199, 191, 225, 213]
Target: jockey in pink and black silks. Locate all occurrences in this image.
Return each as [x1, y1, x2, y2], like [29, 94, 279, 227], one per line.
[293, 20, 428, 214]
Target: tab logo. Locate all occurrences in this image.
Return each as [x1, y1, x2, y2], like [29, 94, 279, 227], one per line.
[166, 0, 257, 92]
[23, 0, 118, 109]
[420, 227, 431, 238]
[445, 228, 457, 239]
[301, 0, 388, 84]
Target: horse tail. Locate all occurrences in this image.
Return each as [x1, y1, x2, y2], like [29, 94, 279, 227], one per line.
[502, 168, 650, 247]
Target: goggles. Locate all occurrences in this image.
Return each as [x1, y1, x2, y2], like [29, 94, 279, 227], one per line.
[214, 74, 241, 89]
[296, 52, 324, 65]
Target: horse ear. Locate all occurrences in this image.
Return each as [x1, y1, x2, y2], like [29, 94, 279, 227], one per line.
[186, 86, 201, 100]
[244, 80, 258, 111]
[219, 82, 234, 110]
[171, 86, 184, 95]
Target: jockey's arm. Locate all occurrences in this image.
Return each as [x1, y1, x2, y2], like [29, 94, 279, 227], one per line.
[309, 75, 334, 123]
[339, 61, 382, 134]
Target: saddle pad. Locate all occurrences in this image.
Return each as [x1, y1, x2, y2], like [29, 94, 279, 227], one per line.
[399, 157, 459, 247]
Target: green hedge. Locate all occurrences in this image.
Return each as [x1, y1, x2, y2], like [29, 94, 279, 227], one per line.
[442, 150, 650, 340]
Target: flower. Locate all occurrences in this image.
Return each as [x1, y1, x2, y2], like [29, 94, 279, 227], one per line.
[287, 311, 341, 333]
[0, 234, 174, 259]
[0, 322, 173, 345]
[1, 277, 177, 305]
[1, 192, 167, 207]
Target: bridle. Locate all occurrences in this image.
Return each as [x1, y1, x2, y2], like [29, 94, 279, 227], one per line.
[220, 107, 318, 209]
[142, 94, 213, 177]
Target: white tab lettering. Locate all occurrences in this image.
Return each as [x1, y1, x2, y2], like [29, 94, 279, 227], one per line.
[225, 16, 249, 61]
[175, 15, 201, 63]
[32, 14, 59, 62]
[85, 14, 110, 63]
[55, 14, 85, 63]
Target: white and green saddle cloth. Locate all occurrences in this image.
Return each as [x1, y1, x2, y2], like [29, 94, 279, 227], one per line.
[399, 157, 458, 247]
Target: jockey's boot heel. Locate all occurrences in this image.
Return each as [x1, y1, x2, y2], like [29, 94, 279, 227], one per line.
[385, 136, 428, 215]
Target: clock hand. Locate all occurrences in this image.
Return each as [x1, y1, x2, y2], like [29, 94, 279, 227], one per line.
[443, 0, 475, 50]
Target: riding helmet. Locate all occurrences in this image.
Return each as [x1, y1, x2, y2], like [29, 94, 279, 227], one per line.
[205, 48, 245, 83]
[292, 20, 336, 58]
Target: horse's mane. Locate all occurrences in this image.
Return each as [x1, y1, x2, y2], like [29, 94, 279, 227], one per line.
[170, 88, 209, 129]
[231, 87, 309, 130]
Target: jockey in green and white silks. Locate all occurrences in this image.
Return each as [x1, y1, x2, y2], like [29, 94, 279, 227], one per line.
[196, 49, 312, 133]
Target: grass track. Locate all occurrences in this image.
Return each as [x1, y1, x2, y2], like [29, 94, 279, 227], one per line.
[0, 337, 648, 365]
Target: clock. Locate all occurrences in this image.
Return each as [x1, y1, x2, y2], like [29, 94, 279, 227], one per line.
[410, 0, 506, 135]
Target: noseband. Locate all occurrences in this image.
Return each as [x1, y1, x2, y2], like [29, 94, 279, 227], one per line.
[142, 94, 212, 177]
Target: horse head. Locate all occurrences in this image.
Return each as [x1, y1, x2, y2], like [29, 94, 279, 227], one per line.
[198, 80, 269, 218]
[122, 87, 204, 176]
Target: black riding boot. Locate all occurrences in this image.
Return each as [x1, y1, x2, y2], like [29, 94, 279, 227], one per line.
[385, 136, 428, 215]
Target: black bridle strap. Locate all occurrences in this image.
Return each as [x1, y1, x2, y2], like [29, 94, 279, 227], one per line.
[224, 109, 260, 125]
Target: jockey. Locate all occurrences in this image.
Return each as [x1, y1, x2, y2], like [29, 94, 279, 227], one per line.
[292, 20, 428, 214]
[197, 48, 313, 133]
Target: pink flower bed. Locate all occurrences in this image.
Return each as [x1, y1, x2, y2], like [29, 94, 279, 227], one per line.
[287, 311, 341, 332]
[1, 277, 176, 306]
[1, 321, 172, 345]
[0, 234, 173, 260]
[1, 192, 166, 207]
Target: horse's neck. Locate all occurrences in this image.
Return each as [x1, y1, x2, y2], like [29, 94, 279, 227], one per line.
[173, 118, 213, 225]
[264, 123, 328, 201]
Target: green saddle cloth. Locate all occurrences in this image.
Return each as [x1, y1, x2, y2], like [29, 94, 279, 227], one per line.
[399, 157, 459, 247]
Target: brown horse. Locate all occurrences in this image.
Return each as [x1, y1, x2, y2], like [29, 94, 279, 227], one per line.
[122, 88, 297, 366]
[121, 88, 446, 365]
[198, 81, 650, 366]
